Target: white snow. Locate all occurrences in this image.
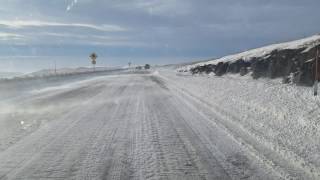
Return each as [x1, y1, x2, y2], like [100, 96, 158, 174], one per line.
[30, 75, 118, 94]
[1, 68, 320, 179]
[158, 69, 320, 179]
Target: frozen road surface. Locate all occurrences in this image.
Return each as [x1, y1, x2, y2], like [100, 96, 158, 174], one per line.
[0, 72, 306, 179]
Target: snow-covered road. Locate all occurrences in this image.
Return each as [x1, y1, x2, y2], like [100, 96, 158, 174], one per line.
[0, 72, 314, 179]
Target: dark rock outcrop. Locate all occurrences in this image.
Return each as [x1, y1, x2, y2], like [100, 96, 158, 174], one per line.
[190, 64, 216, 74]
[240, 67, 249, 76]
[215, 62, 229, 76]
[189, 44, 320, 86]
[227, 59, 250, 74]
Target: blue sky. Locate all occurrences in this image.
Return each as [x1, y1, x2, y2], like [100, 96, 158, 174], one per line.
[0, 0, 320, 72]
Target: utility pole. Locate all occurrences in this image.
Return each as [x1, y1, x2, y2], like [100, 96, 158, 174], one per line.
[314, 46, 319, 96]
[54, 59, 57, 75]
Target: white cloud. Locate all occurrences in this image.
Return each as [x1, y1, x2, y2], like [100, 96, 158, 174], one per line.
[0, 20, 126, 32]
[0, 31, 144, 47]
[40, 32, 130, 42]
[0, 32, 25, 40]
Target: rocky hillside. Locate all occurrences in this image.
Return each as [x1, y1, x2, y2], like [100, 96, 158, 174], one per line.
[179, 34, 320, 86]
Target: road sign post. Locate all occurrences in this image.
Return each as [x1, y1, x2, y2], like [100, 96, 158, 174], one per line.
[314, 47, 319, 96]
[54, 59, 57, 75]
[90, 53, 98, 72]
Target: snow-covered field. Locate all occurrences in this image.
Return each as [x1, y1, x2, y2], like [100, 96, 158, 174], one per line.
[0, 68, 319, 179]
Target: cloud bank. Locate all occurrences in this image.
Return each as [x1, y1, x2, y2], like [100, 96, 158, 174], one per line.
[0, 0, 319, 71]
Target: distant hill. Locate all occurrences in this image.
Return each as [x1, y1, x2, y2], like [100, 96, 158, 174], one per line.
[0, 72, 23, 79]
[27, 66, 122, 77]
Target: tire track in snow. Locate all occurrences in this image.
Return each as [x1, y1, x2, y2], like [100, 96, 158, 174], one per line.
[0, 77, 131, 179]
[0, 73, 289, 180]
[128, 76, 231, 179]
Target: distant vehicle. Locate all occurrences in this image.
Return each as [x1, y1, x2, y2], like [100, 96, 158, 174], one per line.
[144, 64, 151, 70]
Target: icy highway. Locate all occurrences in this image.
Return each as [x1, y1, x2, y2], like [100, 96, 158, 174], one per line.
[0, 72, 305, 179]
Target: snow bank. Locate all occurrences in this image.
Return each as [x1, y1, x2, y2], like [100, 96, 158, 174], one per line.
[159, 70, 320, 178]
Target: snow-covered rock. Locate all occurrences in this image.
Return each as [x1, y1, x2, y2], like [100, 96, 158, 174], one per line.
[179, 34, 320, 85]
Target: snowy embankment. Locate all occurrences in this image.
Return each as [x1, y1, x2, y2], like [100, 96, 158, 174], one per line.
[178, 34, 320, 85]
[0, 68, 133, 104]
[158, 70, 320, 178]
[27, 66, 122, 77]
[0, 66, 125, 83]
[0, 72, 23, 79]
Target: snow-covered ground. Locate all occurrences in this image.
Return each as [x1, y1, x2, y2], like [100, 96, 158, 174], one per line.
[158, 69, 320, 179]
[0, 68, 320, 179]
